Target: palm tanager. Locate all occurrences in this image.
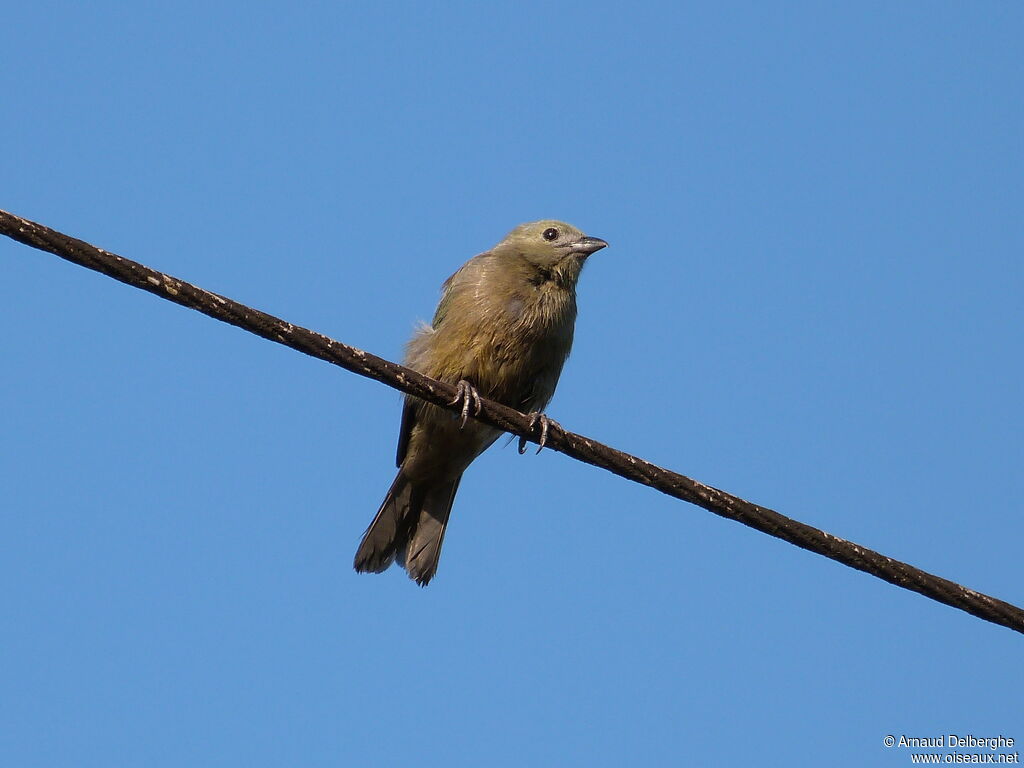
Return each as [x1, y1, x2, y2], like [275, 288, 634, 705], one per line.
[353, 220, 608, 585]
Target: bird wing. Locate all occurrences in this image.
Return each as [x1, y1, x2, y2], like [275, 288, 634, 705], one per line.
[397, 253, 490, 468]
[432, 272, 459, 328]
[395, 396, 417, 467]
[432, 252, 491, 329]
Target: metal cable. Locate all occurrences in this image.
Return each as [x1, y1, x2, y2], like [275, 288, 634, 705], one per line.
[2, 208, 1020, 634]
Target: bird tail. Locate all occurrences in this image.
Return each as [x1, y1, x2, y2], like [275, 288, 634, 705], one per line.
[353, 470, 461, 586]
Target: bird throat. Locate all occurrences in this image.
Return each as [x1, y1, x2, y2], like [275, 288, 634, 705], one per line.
[530, 255, 583, 290]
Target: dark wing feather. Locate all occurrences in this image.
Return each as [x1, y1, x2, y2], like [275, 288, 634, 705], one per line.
[395, 397, 417, 467]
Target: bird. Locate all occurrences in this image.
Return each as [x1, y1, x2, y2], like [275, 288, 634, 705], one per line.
[353, 220, 608, 585]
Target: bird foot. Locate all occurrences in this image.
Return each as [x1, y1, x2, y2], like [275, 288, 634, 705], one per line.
[448, 380, 482, 428]
[518, 412, 559, 455]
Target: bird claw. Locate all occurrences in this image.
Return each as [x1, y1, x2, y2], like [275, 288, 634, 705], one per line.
[518, 412, 558, 455]
[449, 380, 482, 428]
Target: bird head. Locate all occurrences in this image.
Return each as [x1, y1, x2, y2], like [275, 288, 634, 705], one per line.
[493, 220, 608, 272]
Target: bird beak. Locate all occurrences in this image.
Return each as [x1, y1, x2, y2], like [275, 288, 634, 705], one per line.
[572, 236, 608, 255]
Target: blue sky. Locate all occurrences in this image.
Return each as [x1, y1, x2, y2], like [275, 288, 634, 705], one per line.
[2, 2, 1021, 766]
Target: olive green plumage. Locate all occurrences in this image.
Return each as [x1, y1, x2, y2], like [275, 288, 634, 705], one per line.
[353, 220, 607, 585]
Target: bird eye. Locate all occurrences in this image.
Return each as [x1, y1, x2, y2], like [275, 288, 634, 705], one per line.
[542, 227, 559, 241]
